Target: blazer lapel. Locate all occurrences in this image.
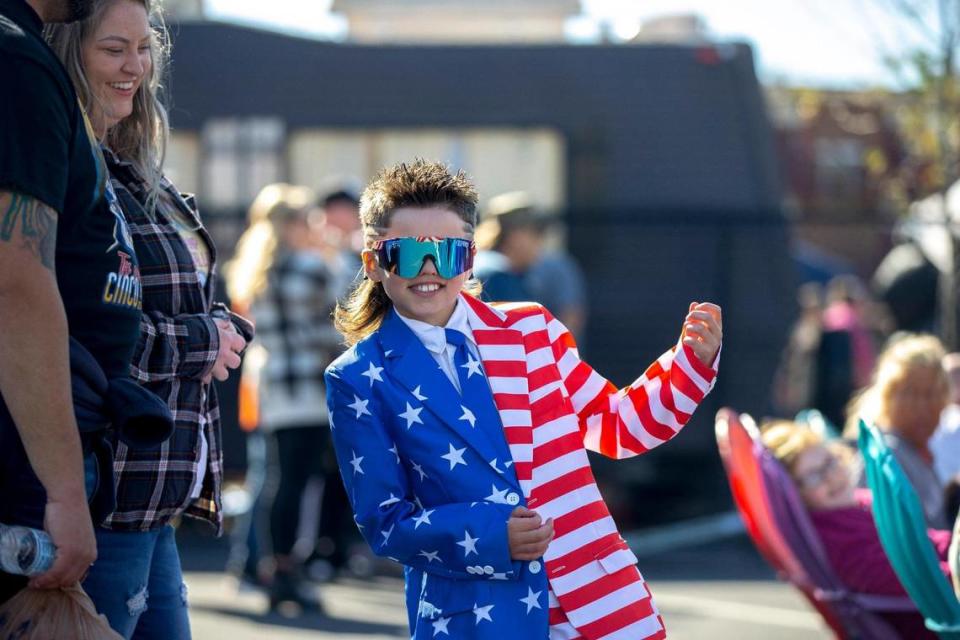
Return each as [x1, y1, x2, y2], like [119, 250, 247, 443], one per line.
[462, 294, 532, 496]
[378, 309, 519, 490]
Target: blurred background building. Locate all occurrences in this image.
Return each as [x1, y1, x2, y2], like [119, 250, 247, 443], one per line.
[157, 0, 953, 529]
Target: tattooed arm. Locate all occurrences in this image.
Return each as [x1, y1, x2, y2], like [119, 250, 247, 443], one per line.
[0, 190, 96, 589]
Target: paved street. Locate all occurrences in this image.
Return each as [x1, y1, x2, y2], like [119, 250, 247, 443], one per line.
[183, 533, 831, 639]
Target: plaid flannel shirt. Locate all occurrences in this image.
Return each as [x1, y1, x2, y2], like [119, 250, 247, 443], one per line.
[100, 147, 226, 534]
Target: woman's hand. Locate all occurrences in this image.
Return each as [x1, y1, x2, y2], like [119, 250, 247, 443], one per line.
[507, 507, 554, 561]
[682, 302, 722, 366]
[204, 318, 247, 383]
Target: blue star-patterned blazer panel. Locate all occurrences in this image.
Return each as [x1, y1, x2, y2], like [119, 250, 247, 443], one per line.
[326, 309, 551, 639]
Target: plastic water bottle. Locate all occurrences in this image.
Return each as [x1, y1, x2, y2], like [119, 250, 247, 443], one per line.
[0, 523, 56, 576]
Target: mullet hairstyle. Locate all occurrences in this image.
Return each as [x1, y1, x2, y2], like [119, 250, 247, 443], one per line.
[45, 0, 170, 213]
[335, 159, 481, 345]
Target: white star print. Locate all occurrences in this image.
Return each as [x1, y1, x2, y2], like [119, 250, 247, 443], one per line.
[520, 587, 542, 614]
[380, 524, 394, 546]
[412, 509, 435, 529]
[485, 485, 510, 504]
[489, 458, 504, 474]
[414, 495, 425, 510]
[441, 444, 467, 470]
[456, 530, 479, 557]
[388, 444, 400, 463]
[379, 493, 401, 508]
[348, 395, 371, 419]
[361, 362, 384, 387]
[412, 385, 428, 401]
[349, 451, 364, 475]
[432, 616, 451, 636]
[419, 549, 441, 563]
[473, 603, 494, 624]
[459, 405, 476, 428]
[461, 354, 483, 379]
[399, 403, 424, 429]
[411, 461, 428, 481]
[384, 349, 394, 357]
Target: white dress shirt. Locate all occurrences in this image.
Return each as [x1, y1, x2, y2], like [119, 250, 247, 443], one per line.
[395, 299, 482, 394]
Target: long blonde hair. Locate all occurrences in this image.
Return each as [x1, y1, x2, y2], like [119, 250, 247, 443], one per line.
[335, 159, 481, 345]
[844, 333, 949, 436]
[45, 0, 170, 212]
[226, 183, 317, 310]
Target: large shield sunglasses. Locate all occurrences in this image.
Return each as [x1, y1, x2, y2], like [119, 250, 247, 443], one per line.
[372, 236, 476, 279]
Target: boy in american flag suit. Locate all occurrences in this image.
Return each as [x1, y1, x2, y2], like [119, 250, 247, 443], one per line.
[326, 159, 722, 640]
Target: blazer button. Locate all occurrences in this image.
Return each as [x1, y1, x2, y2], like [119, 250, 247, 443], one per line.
[529, 560, 542, 574]
[483, 565, 494, 575]
[466, 566, 477, 575]
[506, 492, 520, 506]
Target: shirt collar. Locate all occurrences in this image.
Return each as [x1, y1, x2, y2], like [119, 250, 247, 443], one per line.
[395, 298, 475, 355]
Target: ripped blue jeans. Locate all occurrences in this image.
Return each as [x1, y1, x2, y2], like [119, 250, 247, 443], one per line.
[82, 524, 191, 639]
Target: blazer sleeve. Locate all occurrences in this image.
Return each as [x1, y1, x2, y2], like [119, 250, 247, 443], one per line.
[545, 307, 719, 459]
[326, 368, 521, 581]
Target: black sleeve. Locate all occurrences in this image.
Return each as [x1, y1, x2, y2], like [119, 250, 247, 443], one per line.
[0, 56, 71, 214]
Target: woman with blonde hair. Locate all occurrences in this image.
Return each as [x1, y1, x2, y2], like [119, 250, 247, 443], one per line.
[845, 334, 951, 528]
[226, 183, 349, 612]
[46, 1, 252, 635]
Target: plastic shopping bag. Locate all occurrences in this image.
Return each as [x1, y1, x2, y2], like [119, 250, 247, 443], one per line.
[0, 584, 121, 640]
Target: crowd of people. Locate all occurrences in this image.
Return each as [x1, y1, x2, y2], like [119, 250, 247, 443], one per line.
[760, 266, 960, 635]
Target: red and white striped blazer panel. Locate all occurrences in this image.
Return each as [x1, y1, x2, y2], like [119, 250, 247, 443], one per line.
[462, 293, 718, 640]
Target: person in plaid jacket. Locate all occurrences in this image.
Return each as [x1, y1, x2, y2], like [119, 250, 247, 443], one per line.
[47, 2, 251, 636]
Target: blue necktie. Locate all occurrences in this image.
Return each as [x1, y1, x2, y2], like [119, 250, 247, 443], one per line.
[445, 328, 483, 395]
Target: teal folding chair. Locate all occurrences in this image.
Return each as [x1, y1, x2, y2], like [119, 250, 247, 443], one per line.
[859, 418, 960, 638]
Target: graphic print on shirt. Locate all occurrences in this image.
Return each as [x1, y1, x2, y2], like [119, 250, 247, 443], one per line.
[100, 180, 142, 310]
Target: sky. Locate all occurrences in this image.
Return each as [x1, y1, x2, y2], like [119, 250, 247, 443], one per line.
[203, 0, 935, 88]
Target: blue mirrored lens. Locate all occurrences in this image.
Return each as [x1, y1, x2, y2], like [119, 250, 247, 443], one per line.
[375, 237, 474, 279]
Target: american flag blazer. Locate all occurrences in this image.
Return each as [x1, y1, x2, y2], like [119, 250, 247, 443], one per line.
[326, 292, 718, 639]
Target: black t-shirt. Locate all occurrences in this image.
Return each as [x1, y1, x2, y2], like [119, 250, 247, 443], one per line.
[0, 0, 142, 377]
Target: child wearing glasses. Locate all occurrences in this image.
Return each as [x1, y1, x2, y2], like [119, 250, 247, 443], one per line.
[763, 420, 950, 638]
[325, 159, 721, 640]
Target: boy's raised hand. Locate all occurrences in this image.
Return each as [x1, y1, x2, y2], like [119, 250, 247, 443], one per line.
[507, 507, 554, 561]
[681, 302, 722, 366]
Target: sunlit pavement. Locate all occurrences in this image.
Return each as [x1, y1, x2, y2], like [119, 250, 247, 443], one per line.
[183, 534, 829, 639]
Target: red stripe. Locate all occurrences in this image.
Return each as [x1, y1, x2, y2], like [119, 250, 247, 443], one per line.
[681, 342, 716, 382]
[548, 532, 622, 577]
[670, 360, 705, 404]
[609, 417, 650, 455]
[560, 565, 646, 611]
[630, 386, 676, 444]
[552, 500, 610, 538]
[573, 596, 658, 640]
[492, 392, 527, 410]
[523, 329, 551, 351]
[512, 460, 532, 481]
[473, 328, 522, 345]
[503, 426, 532, 444]
[483, 361, 527, 377]
[548, 606, 570, 625]
[528, 365, 557, 392]
[534, 467, 596, 506]
[533, 430, 582, 466]
[563, 362, 594, 399]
